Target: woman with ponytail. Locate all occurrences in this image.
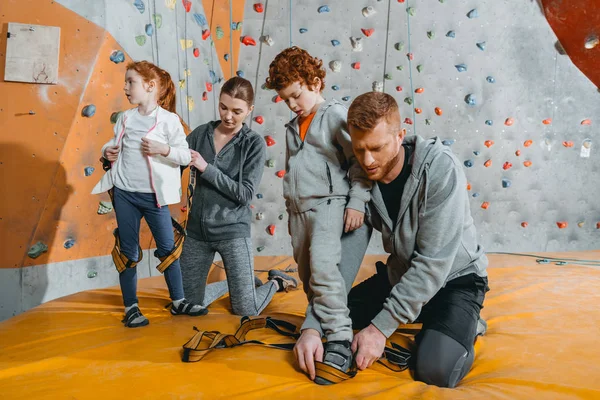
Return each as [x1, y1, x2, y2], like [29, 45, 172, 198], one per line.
[93, 61, 204, 328]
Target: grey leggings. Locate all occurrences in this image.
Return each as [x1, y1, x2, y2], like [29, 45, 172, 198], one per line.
[180, 236, 277, 316]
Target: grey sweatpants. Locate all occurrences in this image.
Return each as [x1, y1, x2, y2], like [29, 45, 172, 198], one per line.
[180, 236, 277, 316]
[290, 198, 371, 342]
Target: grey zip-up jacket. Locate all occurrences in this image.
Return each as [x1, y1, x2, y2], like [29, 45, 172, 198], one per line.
[284, 99, 372, 213]
[368, 135, 488, 338]
[185, 121, 266, 241]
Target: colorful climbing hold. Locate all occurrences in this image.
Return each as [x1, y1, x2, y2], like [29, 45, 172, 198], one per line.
[467, 183, 472, 191]
[384, 73, 392, 80]
[266, 159, 275, 168]
[486, 76, 495, 83]
[182, 0, 192, 13]
[524, 139, 533, 147]
[584, 35, 599, 49]
[464, 160, 474, 168]
[581, 119, 592, 125]
[165, 0, 176, 10]
[502, 162, 512, 170]
[318, 5, 330, 13]
[236, 70, 244, 78]
[193, 48, 200, 58]
[331, 39, 340, 47]
[253, 3, 264, 13]
[505, 117, 514, 126]
[82, 105, 96, 117]
[477, 42, 486, 51]
[274, 95, 283, 103]
[352, 62, 361, 70]
[362, 6, 376, 17]
[442, 139, 455, 146]
[84, 166, 95, 176]
[484, 140, 494, 148]
[415, 87, 424, 94]
[110, 50, 125, 64]
[193, 13, 206, 26]
[145, 24, 154, 36]
[435, 107, 443, 116]
[189, 96, 197, 109]
[473, 151, 480, 156]
[64, 238, 76, 249]
[332, 85, 340, 91]
[110, 111, 122, 124]
[329, 60, 342, 73]
[404, 97, 413, 105]
[455, 64, 468, 72]
[224, 54, 229, 61]
[427, 31, 435, 39]
[407, 53, 414, 61]
[265, 136, 276, 146]
[299, 28, 308, 34]
[202, 29, 211, 40]
[467, 9, 478, 18]
[351, 37, 363, 51]
[416, 64, 424, 73]
[562, 141, 574, 147]
[279, 214, 284, 220]
[216, 26, 224, 40]
[396, 86, 403, 92]
[394, 42, 404, 51]
[396, 66, 403, 71]
[134, 0, 145, 14]
[407, 7, 416, 16]
[362, 28, 375, 37]
[415, 108, 422, 114]
[542, 118, 552, 125]
[465, 94, 476, 106]
[373, 81, 383, 92]
[425, 119, 432, 125]
[515, 149, 522, 156]
[481, 202, 490, 210]
[27, 241, 48, 259]
[267, 224, 276, 236]
[276, 170, 285, 178]
[404, 118, 413, 125]
[180, 39, 193, 50]
[502, 178, 511, 188]
[342, 96, 351, 101]
[135, 35, 146, 46]
[472, 193, 480, 198]
[523, 160, 532, 167]
[556, 221, 568, 229]
[257, 246, 265, 252]
[484, 159, 492, 168]
[578, 221, 585, 228]
[254, 116, 264, 124]
[446, 31, 456, 38]
[521, 222, 528, 228]
[153, 14, 162, 28]
[256, 212, 264, 220]
[485, 120, 493, 126]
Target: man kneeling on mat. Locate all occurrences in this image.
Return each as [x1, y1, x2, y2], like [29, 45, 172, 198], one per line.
[294, 91, 490, 388]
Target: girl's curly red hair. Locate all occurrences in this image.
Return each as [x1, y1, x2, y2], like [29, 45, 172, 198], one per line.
[265, 47, 326, 91]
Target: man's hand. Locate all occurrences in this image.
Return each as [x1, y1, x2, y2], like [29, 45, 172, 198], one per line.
[104, 145, 120, 162]
[141, 137, 170, 157]
[190, 149, 209, 172]
[293, 329, 324, 381]
[351, 324, 386, 370]
[344, 208, 365, 233]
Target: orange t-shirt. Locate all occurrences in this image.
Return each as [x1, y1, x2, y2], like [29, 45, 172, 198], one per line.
[298, 112, 316, 141]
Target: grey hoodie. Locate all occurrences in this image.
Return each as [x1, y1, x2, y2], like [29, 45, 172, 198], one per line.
[284, 99, 372, 213]
[368, 135, 488, 338]
[185, 121, 266, 242]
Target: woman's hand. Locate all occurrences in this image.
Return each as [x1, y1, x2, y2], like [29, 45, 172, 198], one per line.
[190, 149, 209, 172]
[141, 137, 170, 157]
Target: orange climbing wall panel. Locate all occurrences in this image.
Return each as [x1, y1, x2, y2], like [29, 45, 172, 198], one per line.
[542, 0, 600, 88]
[0, 0, 155, 268]
[202, 0, 245, 79]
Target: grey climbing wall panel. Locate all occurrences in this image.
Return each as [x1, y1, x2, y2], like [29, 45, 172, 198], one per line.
[239, 0, 600, 255]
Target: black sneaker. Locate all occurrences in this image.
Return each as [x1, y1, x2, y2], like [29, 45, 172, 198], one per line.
[168, 299, 208, 316]
[121, 306, 149, 328]
[314, 340, 354, 385]
[268, 269, 298, 292]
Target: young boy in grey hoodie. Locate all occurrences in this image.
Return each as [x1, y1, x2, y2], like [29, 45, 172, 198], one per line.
[265, 47, 372, 384]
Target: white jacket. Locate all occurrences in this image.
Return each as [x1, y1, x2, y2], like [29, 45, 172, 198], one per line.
[92, 106, 191, 206]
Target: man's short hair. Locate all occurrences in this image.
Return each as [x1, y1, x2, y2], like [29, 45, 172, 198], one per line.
[347, 92, 401, 132]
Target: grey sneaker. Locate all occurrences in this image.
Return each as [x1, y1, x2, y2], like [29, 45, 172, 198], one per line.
[476, 317, 488, 336]
[314, 340, 353, 385]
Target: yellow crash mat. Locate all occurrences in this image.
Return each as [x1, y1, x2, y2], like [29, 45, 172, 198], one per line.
[1, 253, 600, 399]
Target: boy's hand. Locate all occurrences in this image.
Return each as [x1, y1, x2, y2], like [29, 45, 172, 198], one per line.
[344, 208, 364, 233]
[104, 145, 120, 162]
[294, 329, 324, 381]
[141, 137, 170, 157]
[190, 150, 208, 172]
[351, 324, 386, 370]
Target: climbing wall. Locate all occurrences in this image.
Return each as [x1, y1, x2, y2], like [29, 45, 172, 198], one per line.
[239, 0, 600, 256]
[1, 0, 599, 321]
[0, 0, 243, 320]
